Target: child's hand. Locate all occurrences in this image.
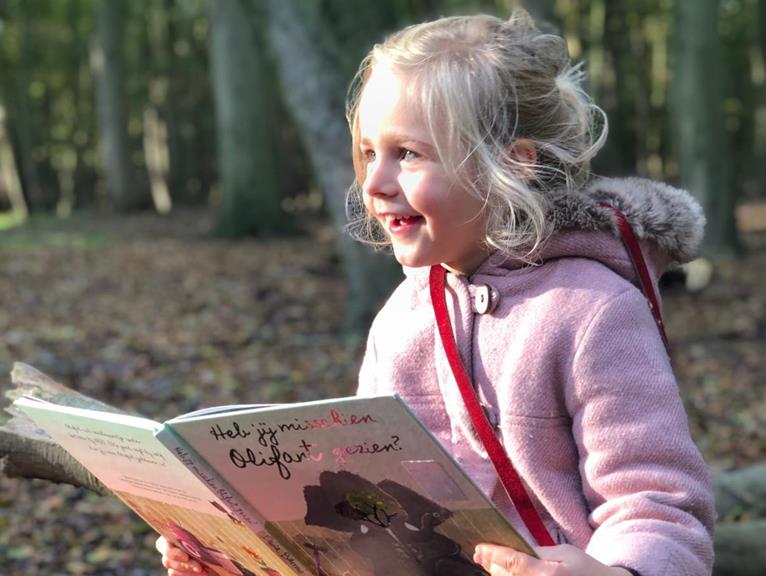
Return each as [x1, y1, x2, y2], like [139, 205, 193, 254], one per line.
[474, 543, 634, 576]
[156, 535, 208, 575]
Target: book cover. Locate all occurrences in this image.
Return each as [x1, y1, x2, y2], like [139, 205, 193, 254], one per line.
[165, 395, 533, 576]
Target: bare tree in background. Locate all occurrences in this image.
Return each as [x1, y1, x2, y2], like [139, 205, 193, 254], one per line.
[672, 0, 738, 254]
[265, 0, 401, 335]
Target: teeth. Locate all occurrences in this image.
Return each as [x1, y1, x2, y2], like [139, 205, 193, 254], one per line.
[387, 215, 419, 228]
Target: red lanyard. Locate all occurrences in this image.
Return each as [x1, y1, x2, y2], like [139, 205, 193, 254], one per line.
[428, 207, 669, 548]
[598, 203, 670, 354]
[429, 264, 556, 547]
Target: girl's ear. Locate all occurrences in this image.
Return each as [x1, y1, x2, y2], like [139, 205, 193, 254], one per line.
[508, 139, 537, 181]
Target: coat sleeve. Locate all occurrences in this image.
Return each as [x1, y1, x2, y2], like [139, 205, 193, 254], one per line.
[566, 288, 715, 576]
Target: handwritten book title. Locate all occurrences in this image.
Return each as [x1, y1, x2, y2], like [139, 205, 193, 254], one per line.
[207, 407, 403, 480]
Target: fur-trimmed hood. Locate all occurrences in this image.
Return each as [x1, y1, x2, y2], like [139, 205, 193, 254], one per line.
[528, 177, 705, 284]
[546, 177, 705, 265]
[401, 177, 705, 286]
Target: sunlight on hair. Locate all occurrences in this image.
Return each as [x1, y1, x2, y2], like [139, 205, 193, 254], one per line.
[346, 10, 608, 262]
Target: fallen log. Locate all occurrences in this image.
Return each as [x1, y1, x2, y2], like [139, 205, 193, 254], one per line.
[714, 463, 766, 521]
[713, 520, 766, 576]
[1, 362, 114, 494]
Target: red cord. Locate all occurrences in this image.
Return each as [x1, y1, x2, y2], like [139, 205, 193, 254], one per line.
[428, 208, 668, 547]
[598, 204, 670, 355]
[429, 265, 555, 547]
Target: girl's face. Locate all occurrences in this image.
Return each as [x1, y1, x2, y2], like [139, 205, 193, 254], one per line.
[357, 64, 489, 275]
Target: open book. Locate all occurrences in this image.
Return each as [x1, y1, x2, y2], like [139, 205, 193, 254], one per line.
[14, 383, 533, 576]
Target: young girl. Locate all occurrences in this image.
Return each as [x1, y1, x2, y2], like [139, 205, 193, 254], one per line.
[159, 11, 715, 576]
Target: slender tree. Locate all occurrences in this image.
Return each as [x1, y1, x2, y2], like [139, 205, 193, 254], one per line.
[672, 0, 738, 254]
[94, 0, 144, 210]
[265, 0, 401, 335]
[14, 1, 47, 211]
[755, 0, 766, 197]
[208, 0, 291, 237]
[0, 103, 28, 219]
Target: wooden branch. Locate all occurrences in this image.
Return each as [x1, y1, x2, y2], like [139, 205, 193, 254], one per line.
[714, 463, 766, 521]
[714, 520, 766, 576]
[1, 362, 113, 494]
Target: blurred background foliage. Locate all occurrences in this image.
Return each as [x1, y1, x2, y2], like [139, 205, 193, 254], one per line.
[0, 0, 763, 239]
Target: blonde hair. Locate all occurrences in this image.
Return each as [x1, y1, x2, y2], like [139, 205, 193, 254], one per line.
[345, 10, 608, 258]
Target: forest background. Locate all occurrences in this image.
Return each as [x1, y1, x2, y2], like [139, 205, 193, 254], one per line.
[0, 0, 764, 574]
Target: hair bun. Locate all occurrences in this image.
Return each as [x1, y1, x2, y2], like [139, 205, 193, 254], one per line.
[501, 10, 569, 78]
[530, 34, 569, 77]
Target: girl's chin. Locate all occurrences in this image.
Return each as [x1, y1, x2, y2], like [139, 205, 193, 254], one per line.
[391, 250, 436, 270]
[394, 247, 431, 268]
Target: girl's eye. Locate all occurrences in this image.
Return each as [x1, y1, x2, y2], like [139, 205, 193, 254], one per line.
[362, 149, 376, 162]
[400, 148, 419, 161]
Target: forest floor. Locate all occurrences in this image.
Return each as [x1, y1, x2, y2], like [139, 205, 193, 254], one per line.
[0, 209, 764, 575]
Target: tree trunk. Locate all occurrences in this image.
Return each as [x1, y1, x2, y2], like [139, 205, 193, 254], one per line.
[163, 0, 185, 204]
[208, 0, 290, 237]
[94, 0, 143, 210]
[55, 0, 87, 217]
[143, 0, 174, 215]
[760, 0, 766, 64]
[755, 0, 766, 199]
[265, 0, 401, 336]
[0, 102, 28, 219]
[15, 1, 46, 212]
[714, 463, 766, 520]
[1, 364, 111, 495]
[595, 1, 636, 176]
[672, 0, 738, 254]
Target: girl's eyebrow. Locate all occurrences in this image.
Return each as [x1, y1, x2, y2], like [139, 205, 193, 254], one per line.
[360, 132, 435, 153]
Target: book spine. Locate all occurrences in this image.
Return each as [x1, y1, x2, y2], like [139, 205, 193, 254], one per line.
[155, 425, 310, 576]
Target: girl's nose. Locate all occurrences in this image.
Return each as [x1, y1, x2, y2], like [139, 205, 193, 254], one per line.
[363, 158, 399, 198]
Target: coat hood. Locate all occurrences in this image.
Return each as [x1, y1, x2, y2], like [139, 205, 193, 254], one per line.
[544, 177, 705, 265]
[405, 177, 706, 286]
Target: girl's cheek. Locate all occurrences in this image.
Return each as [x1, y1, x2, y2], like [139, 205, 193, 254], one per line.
[361, 192, 375, 214]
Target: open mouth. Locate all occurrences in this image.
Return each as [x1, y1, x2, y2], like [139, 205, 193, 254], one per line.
[389, 215, 424, 233]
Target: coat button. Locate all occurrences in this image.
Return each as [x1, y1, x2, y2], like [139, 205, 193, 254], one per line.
[474, 283, 499, 314]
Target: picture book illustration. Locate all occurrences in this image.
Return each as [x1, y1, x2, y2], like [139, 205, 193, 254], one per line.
[303, 470, 489, 575]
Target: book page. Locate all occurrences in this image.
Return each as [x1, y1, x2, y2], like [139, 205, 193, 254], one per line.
[15, 398, 298, 576]
[15, 399, 201, 503]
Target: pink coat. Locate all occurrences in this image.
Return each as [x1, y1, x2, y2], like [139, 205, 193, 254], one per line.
[357, 178, 715, 576]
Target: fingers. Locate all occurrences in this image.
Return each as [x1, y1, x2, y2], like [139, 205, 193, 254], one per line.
[475, 543, 625, 576]
[156, 536, 171, 555]
[474, 543, 545, 575]
[156, 535, 206, 575]
[535, 543, 581, 563]
[536, 544, 627, 576]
